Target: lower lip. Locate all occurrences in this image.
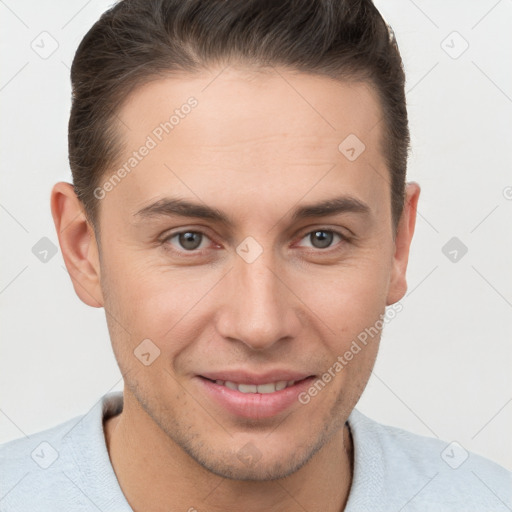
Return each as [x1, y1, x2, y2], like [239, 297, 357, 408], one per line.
[196, 376, 316, 420]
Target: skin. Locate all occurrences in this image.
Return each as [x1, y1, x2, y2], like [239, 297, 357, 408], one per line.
[51, 65, 420, 512]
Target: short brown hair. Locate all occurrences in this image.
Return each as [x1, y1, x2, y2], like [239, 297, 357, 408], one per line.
[69, 0, 410, 238]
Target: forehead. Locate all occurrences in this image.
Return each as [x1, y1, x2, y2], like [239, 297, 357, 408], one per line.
[118, 66, 383, 147]
[103, 66, 389, 224]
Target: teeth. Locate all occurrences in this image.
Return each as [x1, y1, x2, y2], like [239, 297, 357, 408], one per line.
[275, 380, 287, 391]
[257, 383, 276, 394]
[238, 383, 258, 393]
[214, 379, 300, 393]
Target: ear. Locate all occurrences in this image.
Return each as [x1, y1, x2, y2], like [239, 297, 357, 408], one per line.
[50, 182, 104, 308]
[386, 181, 421, 306]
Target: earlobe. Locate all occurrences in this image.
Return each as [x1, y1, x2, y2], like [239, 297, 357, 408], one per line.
[386, 181, 421, 306]
[50, 182, 104, 308]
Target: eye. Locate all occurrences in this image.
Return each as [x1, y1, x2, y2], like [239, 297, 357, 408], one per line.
[296, 229, 346, 250]
[164, 231, 211, 252]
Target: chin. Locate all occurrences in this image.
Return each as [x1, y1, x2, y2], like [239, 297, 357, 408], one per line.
[194, 447, 316, 482]
[176, 430, 329, 482]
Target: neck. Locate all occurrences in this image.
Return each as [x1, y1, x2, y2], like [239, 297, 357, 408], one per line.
[104, 392, 354, 512]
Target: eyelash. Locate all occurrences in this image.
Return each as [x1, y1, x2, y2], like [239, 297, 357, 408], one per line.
[160, 228, 350, 257]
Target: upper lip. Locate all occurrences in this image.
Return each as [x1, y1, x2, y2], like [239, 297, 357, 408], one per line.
[199, 370, 314, 385]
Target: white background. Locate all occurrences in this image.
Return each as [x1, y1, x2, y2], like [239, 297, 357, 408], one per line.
[1, 0, 511, 471]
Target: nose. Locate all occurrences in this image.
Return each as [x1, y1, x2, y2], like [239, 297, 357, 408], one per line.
[215, 249, 301, 351]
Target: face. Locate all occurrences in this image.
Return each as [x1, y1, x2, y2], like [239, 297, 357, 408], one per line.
[59, 66, 418, 480]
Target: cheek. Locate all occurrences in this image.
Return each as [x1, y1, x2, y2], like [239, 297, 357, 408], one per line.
[102, 256, 222, 351]
[292, 252, 391, 338]
[287, 253, 390, 401]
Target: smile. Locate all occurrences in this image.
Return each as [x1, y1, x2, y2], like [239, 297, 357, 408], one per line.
[197, 375, 316, 419]
[205, 378, 299, 393]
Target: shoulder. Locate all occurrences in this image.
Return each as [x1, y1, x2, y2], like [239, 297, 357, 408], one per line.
[0, 412, 82, 471]
[0, 414, 84, 510]
[346, 408, 511, 511]
[0, 392, 129, 512]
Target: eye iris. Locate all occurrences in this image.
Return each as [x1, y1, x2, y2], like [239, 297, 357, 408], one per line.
[311, 230, 333, 249]
[179, 232, 202, 250]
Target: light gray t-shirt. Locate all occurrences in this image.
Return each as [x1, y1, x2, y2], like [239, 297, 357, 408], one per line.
[1, 391, 510, 511]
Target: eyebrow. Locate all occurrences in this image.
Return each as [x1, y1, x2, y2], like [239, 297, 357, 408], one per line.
[133, 195, 371, 226]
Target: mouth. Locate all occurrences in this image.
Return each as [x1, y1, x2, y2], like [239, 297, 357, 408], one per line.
[196, 374, 317, 419]
[201, 376, 309, 394]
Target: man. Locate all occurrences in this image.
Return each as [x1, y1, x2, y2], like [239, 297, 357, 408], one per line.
[1, 0, 510, 510]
